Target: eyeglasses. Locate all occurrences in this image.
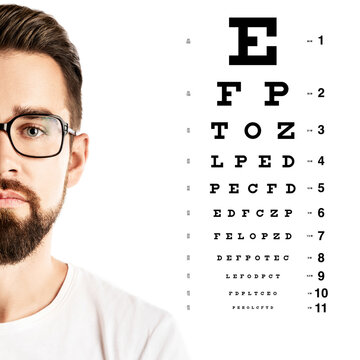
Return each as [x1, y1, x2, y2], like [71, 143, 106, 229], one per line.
[0, 113, 77, 158]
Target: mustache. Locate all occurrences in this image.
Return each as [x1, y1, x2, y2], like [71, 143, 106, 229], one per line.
[0, 178, 40, 209]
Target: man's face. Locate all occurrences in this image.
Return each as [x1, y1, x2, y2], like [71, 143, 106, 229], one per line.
[0, 50, 73, 265]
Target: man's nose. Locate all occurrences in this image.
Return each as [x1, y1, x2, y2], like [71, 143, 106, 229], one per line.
[0, 130, 18, 175]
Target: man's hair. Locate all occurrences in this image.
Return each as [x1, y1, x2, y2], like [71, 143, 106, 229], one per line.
[0, 4, 82, 131]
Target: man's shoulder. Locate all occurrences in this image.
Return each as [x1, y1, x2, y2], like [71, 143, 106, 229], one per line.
[65, 263, 190, 359]
[72, 264, 171, 332]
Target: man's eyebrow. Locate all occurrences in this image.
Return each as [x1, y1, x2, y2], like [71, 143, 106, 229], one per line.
[12, 105, 55, 117]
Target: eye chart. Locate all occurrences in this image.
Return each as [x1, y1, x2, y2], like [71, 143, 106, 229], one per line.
[178, 0, 359, 359]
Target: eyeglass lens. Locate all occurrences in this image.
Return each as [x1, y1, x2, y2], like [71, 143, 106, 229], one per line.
[10, 115, 63, 157]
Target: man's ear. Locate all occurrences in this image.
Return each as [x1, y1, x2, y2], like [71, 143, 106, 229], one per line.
[66, 133, 89, 188]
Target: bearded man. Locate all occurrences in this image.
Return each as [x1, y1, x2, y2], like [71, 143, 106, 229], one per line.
[0, 4, 189, 359]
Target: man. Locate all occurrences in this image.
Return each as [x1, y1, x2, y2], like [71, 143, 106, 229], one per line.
[0, 4, 189, 359]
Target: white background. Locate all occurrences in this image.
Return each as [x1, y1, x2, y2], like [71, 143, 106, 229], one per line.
[3, 0, 360, 359]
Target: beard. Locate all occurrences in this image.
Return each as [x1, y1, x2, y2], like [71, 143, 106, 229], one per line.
[0, 178, 66, 266]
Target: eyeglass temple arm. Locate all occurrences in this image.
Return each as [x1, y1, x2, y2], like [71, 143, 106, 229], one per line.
[64, 123, 77, 136]
[0, 123, 9, 131]
[68, 128, 77, 136]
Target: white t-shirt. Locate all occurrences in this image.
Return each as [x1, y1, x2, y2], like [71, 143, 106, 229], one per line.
[0, 263, 190, 359]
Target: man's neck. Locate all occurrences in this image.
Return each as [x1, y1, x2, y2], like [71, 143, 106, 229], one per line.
[0, 231, 68, 323]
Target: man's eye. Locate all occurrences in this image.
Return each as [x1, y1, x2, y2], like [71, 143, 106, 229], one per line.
[24, 127, 45, 137]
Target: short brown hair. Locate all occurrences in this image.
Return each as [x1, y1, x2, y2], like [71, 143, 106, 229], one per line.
[0, 4, 82, 130]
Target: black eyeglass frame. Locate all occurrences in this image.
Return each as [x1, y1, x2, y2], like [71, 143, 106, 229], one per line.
[0, 113, 77, 158]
